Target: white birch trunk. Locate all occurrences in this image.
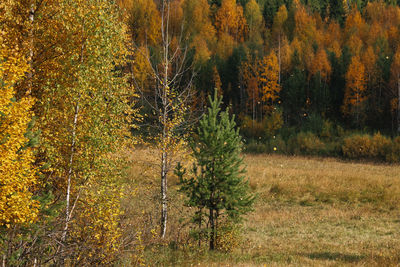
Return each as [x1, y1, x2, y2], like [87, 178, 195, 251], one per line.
[62, 99, 80, 242]
[160, 0, 169, 239]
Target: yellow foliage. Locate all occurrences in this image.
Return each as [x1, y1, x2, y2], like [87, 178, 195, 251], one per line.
[71, 177, 123, 264]
[259, 51, 281, 112]
[0, 32, 38, 226]
[122, 0, 161, 45]
[214, 0, 248, 43]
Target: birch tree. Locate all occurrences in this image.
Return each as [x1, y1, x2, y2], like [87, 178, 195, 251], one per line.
[130, 0, 195, 238]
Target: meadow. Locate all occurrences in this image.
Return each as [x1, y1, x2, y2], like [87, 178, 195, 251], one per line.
[125, 149, 400, 266]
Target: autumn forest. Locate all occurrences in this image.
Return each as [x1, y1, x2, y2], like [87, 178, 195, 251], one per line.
[1, 0, 400, 265]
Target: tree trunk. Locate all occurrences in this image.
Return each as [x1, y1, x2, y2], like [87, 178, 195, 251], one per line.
[356, 92, 359, 127]
[209, 209, 215, 250]
[61, 36, 85, 243]
[198, 209, 202, 247]
[27, 3, 35, 94]
[397, 75, 400, 133]
[160, 0, 170, 238]
[62, 98, 80, 242]
[278, 33, 281, 85]
[161, 150, 168, 238]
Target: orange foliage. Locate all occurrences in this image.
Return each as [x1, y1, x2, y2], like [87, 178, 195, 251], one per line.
[213, 66, 223, 97]
[324, 21, 342, 57]
[362, 46, 377, 84]
[342, 56, 367, 123]
[259, 51, 281, 112]
[344, 7, 367, 49]
[310, 48, 331, 81]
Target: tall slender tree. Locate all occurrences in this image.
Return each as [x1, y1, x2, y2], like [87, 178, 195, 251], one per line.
[131, 0, 195, 238]
[259, 51, 281, 114]
[342, 55, 367, 126]
[390, 47, 400, 133]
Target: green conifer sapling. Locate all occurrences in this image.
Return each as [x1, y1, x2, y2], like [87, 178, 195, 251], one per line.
[176, 90, 255, 250]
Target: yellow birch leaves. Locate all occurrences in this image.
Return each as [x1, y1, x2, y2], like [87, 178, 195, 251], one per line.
[0, 32, 38, 227]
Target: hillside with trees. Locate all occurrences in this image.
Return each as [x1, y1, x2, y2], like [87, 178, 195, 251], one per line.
[1, 0, 400, 265]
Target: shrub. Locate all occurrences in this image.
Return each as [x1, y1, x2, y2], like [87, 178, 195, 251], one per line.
[244, 141, 268, 154]
[342, 133, 393, 161]
[320, 119, 334, 140]
[342, 134, 372, 159]
[322, 141, 342, 157]
[302, 113, 324, 134]
[288, 132, 325, 155]
[215, 221, 242, 252]
[371, 132, 392, 160]
[264, 110, 283, 138]
[267, 135, 287, 154]
[336, 125, 346, 137]
[240, 116, 264, 139]
[278, 126, 297, 142]
[386, 136, 400, 163]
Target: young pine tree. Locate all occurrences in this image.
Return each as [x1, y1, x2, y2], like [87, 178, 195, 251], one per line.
[176, 90, 255, 250]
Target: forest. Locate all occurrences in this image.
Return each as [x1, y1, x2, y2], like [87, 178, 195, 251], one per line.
[1, 0, 400, 265]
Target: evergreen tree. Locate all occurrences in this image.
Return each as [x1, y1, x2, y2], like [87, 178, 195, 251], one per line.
[176, 90, 255, 250]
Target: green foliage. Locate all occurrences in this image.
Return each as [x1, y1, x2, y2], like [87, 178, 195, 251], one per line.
[240, 116, 265, 139]
[176, 90, 255, 250]
[264, 109, 284, 138]
[386, 136, 400, 162]
[281, 66, 307, 124]
[267, 135, 287, 153]
[301, 113, 324, 134]
[244, 140, 268, 153]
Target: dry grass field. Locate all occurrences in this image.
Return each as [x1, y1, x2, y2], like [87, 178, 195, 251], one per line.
[123, 149, 400, 266]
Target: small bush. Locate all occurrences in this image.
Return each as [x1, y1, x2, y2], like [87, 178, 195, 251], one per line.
[322, 141, 342, 157]
[386, 136, 400, 163]
[342, 134, 372, 159]
[342, 133, 394, 161]
[320, 119, 334, 140]
[241, 116, 264, 139]
[215, 221, 242, 252]
[288, 132, 325, 155]
[302, 113, 324, 134]
[336, 125, 345, 137]
[244, 141, 267, 154]
[264, 110, 283, 138]
[371, 133, 392, 160]
[267, 135, 287, 154]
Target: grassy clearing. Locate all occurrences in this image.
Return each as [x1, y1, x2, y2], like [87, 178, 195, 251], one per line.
[123, 149, 400, 266]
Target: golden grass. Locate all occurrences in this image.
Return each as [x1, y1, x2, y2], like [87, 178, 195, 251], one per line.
[124, 149, 400, 266]
[243, 154, 400, 266]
